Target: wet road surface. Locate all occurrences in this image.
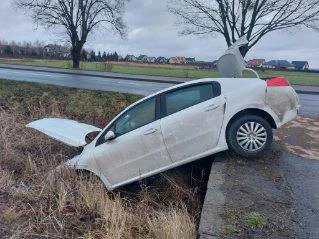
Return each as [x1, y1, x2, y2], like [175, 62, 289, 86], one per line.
[0, 68, 173, 96]
[281, 153, 319, 239]
[0, 67, 318, 118]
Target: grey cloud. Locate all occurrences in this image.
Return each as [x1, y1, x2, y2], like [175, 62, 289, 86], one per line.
[0, 0, 318, 67]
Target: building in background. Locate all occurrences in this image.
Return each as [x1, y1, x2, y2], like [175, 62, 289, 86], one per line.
[43, 44, 70, 58]
[292, 61, 309, 71]
[169, 56, 187, 64]
[125, 54, 137, 62]
[137, 55, 149, 63]
[263, 60, 295, 70]
[186, 57, 196, 64]
[247, 59, 266, 68]
[147, 56, 157, 64]
[156, 56, 168, 64]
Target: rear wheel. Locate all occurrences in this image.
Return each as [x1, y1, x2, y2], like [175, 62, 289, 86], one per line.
[227, 115, 273, 157]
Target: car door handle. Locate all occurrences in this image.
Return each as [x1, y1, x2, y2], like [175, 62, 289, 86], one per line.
[143, 128, 158, 135]
[205, 104, 220, 112]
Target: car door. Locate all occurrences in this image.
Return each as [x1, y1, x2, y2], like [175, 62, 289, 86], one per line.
[93, 97, 172, 187]
[160, 82, 225, 163]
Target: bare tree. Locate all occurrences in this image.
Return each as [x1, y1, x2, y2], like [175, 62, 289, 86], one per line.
[17, 0, 128, 68]
[169, 0, 319, 56]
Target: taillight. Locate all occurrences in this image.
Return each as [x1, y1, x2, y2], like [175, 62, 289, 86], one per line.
[267, 77, 290, 87]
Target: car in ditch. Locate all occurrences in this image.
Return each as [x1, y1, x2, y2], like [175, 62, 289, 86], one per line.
[26, 37, 300, 190]
[27, 76, 300, 190]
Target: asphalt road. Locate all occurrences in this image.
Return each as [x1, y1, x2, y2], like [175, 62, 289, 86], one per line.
[0, 68, 173, 96]
[298, 93, 319, 117]
[281, 152, 319, 239]
[0, 67, 318, 117]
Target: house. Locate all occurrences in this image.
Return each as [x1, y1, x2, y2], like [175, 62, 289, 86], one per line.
[263, 60, 295, 70]
[125, 54, 137, 62]
[137, 55, 149, 63]
[43, 44, 70, 58]
[186, 57, 196, 64]
[261, 62, 275, 69]
[147, 57, 157, 64]
[156, 56, 168, 64]
[247, 59, 266, 68]
[169, 56, 187, 64]
[292, 61, 309, 71]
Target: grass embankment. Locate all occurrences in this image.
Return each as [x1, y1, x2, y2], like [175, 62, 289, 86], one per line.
[0, 79, 208, 238]
[1, 58, 318, 86]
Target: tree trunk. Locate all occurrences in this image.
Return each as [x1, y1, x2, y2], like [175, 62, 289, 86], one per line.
[239, 44, 249, 57]
[72, 46, 82, 69]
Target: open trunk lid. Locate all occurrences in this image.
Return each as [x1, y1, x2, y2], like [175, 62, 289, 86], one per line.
[26, 118, 102, 147]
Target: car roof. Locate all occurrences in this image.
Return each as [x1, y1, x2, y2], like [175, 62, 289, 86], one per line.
[130, 77, 262, 107]
[98, 77, 263, 135]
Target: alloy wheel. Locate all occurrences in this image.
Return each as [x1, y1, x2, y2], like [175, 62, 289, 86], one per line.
[236, 122, 267, 152]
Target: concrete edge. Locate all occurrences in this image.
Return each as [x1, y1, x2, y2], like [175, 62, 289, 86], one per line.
[0, 64, 184, 84]
[199, 153, 228, 239]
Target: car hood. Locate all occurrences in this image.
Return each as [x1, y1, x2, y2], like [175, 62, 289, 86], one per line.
[26, 118, 102, 147]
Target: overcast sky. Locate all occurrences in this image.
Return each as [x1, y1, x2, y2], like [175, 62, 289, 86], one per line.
[1, 0, 319, 68]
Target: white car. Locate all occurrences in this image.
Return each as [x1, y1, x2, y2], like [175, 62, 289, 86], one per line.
[27, 76, 300, 190]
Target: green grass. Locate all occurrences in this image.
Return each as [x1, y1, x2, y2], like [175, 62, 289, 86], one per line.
[225, 224, 239, 234]
[0, 59, 72, 69]
[1, 58, 318, 86]
[244, 212, 266, 230]
[0, 78, 141, 128]
[258, 70, 319, 86]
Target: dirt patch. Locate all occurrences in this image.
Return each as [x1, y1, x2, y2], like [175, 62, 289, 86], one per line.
[275, 116, 319, 160]
[220, 146, 294, 238]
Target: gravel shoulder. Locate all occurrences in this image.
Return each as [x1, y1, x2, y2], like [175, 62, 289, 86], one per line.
[221, 146, 294, 239]
[200, 116, 319, 238]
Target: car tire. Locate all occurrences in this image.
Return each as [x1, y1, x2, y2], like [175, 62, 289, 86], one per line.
[227, 115, 273, 158]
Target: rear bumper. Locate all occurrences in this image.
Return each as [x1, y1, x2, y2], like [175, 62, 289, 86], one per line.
[277, 108, 298, 128]
[266, 86, 299, 128]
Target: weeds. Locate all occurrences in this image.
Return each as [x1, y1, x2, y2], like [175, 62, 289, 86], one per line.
[244, 212, 266, 230]
[0, 79, 202, 238]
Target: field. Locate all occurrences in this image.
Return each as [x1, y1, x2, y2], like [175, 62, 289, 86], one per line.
[1, 58, 319, 86]
[0, 79, 211, 238]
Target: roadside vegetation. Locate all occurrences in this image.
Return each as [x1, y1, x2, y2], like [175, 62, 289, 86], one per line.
[0, 58, 319, 86]
[0, 79, 209, 238]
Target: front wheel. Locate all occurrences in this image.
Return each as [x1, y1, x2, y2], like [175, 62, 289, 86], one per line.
[227, 115, 273, 158]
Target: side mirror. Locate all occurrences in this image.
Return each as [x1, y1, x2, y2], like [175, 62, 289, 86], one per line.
[104, 131, 116, 141]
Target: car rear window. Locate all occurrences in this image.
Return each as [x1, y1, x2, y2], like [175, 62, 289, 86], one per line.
[165, 84, 213, 115]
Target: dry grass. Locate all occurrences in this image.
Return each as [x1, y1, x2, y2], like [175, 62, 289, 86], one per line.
[148, 206, 196, 239]
[0, 79, 203, 238]
[0, 168, 14, 191]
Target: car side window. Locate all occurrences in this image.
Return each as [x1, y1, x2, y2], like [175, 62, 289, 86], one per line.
[114, 97, 156, 135]
[165, 84, 213, 115]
